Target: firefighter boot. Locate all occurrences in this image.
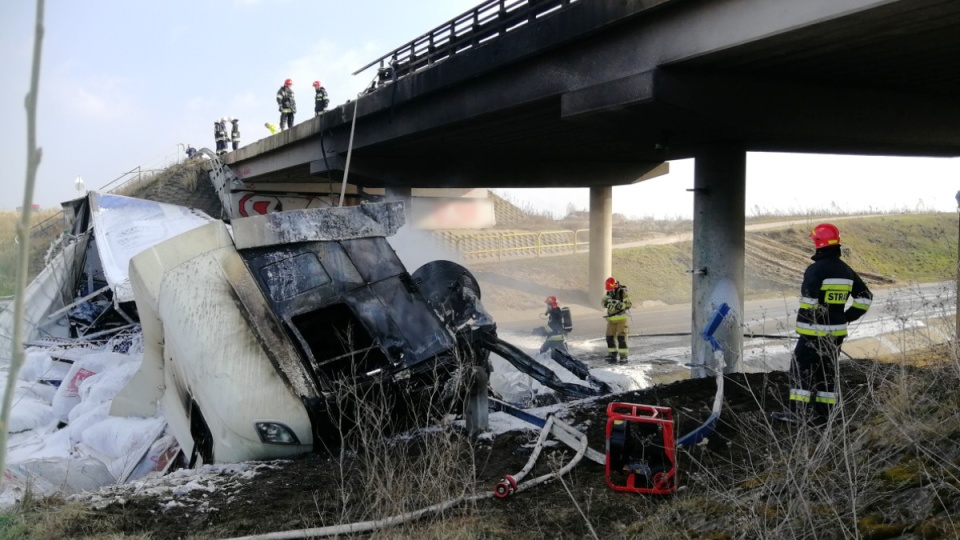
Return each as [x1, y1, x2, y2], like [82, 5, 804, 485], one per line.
[618, 353, 629, 364]
[605, 336, 618, 363]
[810, 399, 831, 427]
[772, 396, 810, 425]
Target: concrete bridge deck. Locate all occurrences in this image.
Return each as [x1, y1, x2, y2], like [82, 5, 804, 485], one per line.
[226, 0, 960, 189]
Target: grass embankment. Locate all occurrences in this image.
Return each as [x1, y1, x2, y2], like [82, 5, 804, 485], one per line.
[0, 210, 63, 297]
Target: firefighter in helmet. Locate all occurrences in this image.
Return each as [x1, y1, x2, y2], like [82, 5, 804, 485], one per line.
[313, 81, 329, 116]
[230, 118, 240, 150]
[602, 277, 632, 363]
[539, 295, 568, 353]
[276, 78, 296, 130]
[774, 223, 872, 426]
[214, 118, 228, 156]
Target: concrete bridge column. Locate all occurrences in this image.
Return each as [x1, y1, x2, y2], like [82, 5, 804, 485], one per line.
[691, 146, 745, 377]
[588, 186, 613, 306]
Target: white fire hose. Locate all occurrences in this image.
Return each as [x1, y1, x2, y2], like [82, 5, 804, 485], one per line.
[225, 416, 591, 540]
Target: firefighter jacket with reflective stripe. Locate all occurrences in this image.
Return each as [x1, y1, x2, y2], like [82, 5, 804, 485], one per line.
[795, 246, 872, 337]
[315, 87, 328, 103]
[231, 123, 240, 141]
[602, 286, 632, 322]
[277, 86, 296, 113]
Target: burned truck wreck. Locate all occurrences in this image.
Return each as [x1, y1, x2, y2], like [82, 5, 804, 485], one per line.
[110, 200, 609, 465]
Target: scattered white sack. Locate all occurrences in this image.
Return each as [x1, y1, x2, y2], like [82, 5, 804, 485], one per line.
[18, 347, 55, 381]
[7, 390, 54, 433]
[125, 433, 180, 483]
[51, 351, 140, 423]
[5, 426, 72, 465]
[67, 401, 111, 447]
[70, 361, 142, 423]
[18, 347, 73, 387]
[0, 457, 116, 509]
[11, 377, 58, 404]
[80, 416, 166, 481]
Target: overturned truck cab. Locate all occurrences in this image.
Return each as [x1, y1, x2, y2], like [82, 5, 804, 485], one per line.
[111, 202, 482, 465]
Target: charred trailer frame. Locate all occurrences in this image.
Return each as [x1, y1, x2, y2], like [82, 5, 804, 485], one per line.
[112, 202, 487, 463]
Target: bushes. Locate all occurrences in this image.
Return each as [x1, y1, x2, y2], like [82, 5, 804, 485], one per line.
[0, 210, 62, 297]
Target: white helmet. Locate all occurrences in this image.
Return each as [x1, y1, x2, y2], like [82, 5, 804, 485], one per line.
[220, 117, 227, 123]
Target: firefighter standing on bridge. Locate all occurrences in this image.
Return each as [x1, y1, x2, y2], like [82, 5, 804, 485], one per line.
[214, 118, 228, 156]
[277, 79, 296, 131]
[602, 277, 632, 364]
[313, 81, 329, 116]
[774, 223, 872, 426]
[230, 118, 241, 150]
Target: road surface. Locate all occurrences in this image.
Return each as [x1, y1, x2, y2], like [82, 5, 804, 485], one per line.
[493, 281, 954, 387]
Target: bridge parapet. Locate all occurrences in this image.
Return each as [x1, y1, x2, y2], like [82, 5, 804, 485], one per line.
[354, 0, 582, 85]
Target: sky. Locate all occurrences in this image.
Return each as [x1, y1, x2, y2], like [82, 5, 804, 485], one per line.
[1, 0, 959, 217]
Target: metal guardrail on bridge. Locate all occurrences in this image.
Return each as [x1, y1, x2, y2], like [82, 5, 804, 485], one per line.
[354, 0, 581, 82]
[454, 229, 589, 261]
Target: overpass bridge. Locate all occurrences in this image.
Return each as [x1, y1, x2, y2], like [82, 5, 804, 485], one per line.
[218, 0, 960, 373]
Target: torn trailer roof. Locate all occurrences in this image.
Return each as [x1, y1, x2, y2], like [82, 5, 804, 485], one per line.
[0, 192, 214, 365]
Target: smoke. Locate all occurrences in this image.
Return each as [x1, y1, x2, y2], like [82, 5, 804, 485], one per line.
[386, 224, 460, 275]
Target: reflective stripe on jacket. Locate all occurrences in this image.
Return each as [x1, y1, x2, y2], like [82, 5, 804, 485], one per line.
[795, 246, 872, 337]
[277, 86, 296, 113]
[602, 286, 632, 322]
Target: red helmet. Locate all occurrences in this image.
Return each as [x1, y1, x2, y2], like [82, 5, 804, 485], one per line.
[605, 277, 618, 291]
[810, 223, 840, 249]
[313, 81, 321, 87]
[284, 79, 293, 86]
[545, 295, 558, 308]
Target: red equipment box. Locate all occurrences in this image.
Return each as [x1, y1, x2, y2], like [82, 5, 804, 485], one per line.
[605, 402, 678, 494]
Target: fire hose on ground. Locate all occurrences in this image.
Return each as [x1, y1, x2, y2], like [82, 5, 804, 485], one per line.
[224, 416, 593, 540]
[224, 300, 732, 537]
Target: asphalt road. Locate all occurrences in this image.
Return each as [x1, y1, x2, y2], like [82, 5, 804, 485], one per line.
[499, 281, 954, 338]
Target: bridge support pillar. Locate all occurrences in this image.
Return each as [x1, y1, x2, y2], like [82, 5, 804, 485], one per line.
[588, 186, 613, 306]
[691, 145, 745, 377]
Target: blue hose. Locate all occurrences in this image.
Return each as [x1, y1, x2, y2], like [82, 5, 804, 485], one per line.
[677, 302, 729, 448]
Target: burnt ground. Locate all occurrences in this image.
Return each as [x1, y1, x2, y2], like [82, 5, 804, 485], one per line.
[50, 362, 873, 539]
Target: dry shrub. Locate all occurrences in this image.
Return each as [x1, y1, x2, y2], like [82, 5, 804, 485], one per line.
[314, 338, 486, 533]
[627, 354, 960, 539]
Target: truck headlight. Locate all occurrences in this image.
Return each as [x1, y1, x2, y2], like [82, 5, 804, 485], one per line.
[254, 421, 301, 444]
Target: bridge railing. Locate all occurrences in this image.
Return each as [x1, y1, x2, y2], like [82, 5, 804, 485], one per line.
[454, 229, 589, 261]
[354, 0, 581, 82]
